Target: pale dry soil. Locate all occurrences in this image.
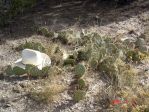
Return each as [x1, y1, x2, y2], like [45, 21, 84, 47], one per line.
[0, 0, 149, 112]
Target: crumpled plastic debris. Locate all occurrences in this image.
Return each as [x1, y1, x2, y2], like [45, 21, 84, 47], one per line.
[14, 49, 51, 70]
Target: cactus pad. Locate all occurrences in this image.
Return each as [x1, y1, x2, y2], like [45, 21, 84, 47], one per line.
[75, 64, 85, 78]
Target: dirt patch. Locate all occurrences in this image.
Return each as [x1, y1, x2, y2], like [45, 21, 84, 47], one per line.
[0, 0, 149, 112]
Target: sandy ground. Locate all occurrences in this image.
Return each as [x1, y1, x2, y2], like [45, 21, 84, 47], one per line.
[0, 0, 149, 112]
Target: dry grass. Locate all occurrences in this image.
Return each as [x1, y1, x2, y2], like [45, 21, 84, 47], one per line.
[113, 87, 149, 112]
[29, 84, 65, 104]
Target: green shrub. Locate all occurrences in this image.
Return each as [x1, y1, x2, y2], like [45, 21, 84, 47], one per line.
[16, 42, 45, 52]
[13, 66, 26, 75]
[75, 64, 85, 78]
[73, 90, 85, 102]
[77, 79, 86, 90]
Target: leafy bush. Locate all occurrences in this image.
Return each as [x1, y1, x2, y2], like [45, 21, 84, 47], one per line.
[75, 64, 86, 78]
[73, 90, 85, 102]
[16, 42, 45, 52]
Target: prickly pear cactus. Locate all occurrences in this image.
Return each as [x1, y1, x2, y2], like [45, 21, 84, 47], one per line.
[38, 27, 54, 37]
[63, 59, 75, 66]
[5, 65, 14, 75]
[90, 59, 98, 70]
[77, 79, 86, 90]
[26, 64, 41, 77]
[16, 42, 45, 53]
[41, 66, 50, 77]
[135, 38, 145, 47]
[77, 49, 91, 61]
[73, 90, 85, 102]
[75, 64, 85, 78]
[57, 31, 68, 44]
[13, 66, 26, 75]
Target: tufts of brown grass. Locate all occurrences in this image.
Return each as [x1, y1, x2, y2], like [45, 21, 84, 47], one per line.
[29, 84, 65, 104]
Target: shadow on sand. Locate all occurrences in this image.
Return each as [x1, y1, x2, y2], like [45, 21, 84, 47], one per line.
[0, 0, 149, 41]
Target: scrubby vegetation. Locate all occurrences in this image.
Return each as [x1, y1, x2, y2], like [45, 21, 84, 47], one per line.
[6, 30, 148, 112]
[0, 0, 37, 26]
[74, 64, 86, 79]
[5, 64, 50, 78]
[16, 41, 46, 52]
[1, 0, 148, 111]
[73, 90, 85, 102]
[0, 0, 136, 27]
[29, 84, 65, 104]
[4, 30, 149, 111]
[37, 27, 54, 38]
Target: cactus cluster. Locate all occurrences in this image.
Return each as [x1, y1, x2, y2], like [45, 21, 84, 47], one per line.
[13, 66, 26, 76]
[5, 65, 14, 76]
[77, 79, 86, 90]
[73, 90, 85, 102]
[63, 59, 76, 66]
[72, 64, 86, 102]
[26, 64, 42, 78]
[77, 49, 91, 62]
[26, 64, 49, 78]
[5, 64, 49, 78]
[38, 27, 54, 38]
[57, 31, 68, 44]
[126, 49, 147, 62]
[5, 66, 26, 76]
[74, 64, 86, 78]
[16, 42, 45, 52]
